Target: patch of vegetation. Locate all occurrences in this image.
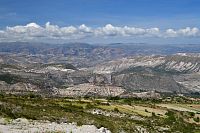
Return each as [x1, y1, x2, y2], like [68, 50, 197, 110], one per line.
[161, 110, 197, 132]
[42, 63, 77, 70]
[164, 110, 176, 124]
[189, 112, 195, 117]
[114, 107, 119, 112]
[0, 64, 20, 70]
[194, 117, 200, 122]
[85, 103, 94, 109]
[0, 73, 22, 84]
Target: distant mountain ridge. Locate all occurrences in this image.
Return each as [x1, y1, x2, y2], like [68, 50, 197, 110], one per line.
[1, 42, 200, 55]
[0, 42, 200, 96]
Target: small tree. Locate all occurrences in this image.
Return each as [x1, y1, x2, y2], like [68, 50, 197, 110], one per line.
[164, 111, 176, 124]
[189, 112, 195, 117]
[114, 107, 119, 112]
[194, 117, 200, 122]
[85, 103, 94, 109]
[152, 112, 156, 117]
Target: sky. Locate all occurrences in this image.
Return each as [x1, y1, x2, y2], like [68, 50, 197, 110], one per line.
[0, 0, 200, 44]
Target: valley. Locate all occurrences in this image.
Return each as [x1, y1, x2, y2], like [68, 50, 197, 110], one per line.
[0, 42, 200, 132]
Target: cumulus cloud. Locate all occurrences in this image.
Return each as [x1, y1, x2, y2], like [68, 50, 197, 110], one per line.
[0, 22, 199, 42]
[165, 27, 200, 37]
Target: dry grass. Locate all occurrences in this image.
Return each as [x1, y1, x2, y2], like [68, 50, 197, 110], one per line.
[97, 104, 167, 117]
[157, 104, 199, 113]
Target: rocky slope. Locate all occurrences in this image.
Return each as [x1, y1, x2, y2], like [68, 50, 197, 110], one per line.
[91, 54, 200, 93]
[0, 118, 111, 133]
[0, 42, 200, 95]
[1, 53, 200, 95]
[92, 54, 200, 74]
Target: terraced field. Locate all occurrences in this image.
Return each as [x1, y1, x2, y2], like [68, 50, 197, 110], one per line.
[157, 104, 200, 113]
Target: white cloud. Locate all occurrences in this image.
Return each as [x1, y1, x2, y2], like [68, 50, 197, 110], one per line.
[79, 24, 92, 33]
[164, 27, 200, 38]
[95, 24, 123, 36]
[0, 22, 199, 42]
[165, 29, 177, 37]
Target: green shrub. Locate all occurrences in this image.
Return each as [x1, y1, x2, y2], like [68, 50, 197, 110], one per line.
[0, 73, 21, 84]
[0, 92, 5, 98]
[85, 103, 94, 109]
[114, 107, 119, 112]
[152, 112, 156, 117]
[123, 99, 132, 105]
[194, 117, 200, 122]
[107, 96, 120, 100]
[189, 112, 195, 117]
[164, 111, 176, 124]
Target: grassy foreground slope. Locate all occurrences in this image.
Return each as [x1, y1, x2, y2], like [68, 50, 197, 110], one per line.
[0, 93, 200, 133]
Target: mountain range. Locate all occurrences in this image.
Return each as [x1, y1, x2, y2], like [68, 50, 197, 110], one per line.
[0, 42, 200, 97]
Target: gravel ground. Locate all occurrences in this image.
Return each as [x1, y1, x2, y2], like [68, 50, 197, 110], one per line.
[0, 118, 111, 133]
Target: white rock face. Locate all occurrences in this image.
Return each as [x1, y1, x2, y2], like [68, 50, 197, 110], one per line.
[92, 56, 165, 74]
[0, 118, 111, 133]
[176, 53, 200, 57]
[0, 82, 38, 92]
[174, 74, 200, 92]
[0, 57, 3, 63]
[91, 54, 200, 74]
[165, 61, 199, 72]
[26, 66, 75, 74]
[59, 83, 125, 97]
[45, 66, 75, 72]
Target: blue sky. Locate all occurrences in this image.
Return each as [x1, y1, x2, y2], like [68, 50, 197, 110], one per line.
[0, 0, 200, 43]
